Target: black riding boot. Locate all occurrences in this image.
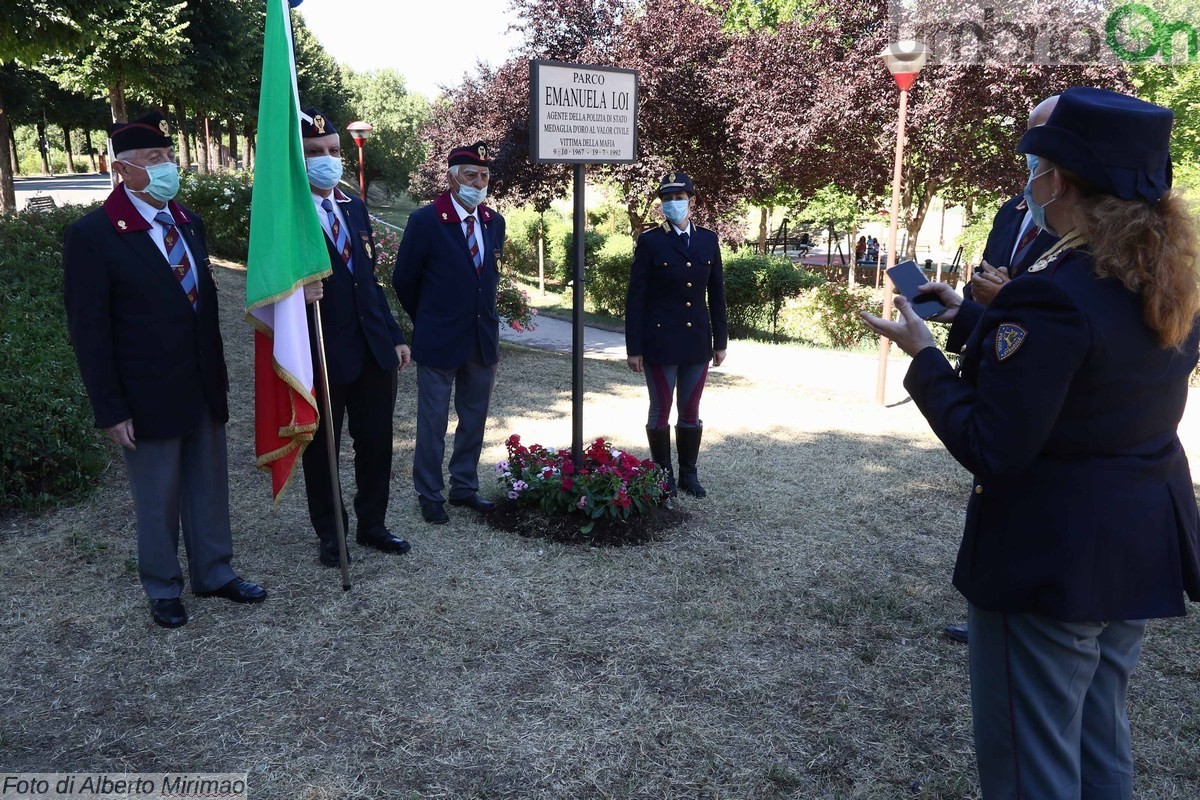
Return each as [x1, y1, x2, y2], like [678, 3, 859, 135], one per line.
[675, 424, 707, 498]
[645, 425, 676, 497]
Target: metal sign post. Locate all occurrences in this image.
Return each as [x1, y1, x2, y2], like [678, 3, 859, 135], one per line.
[529, 60, 638, 465]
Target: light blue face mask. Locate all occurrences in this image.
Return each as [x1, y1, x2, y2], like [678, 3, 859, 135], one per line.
[455, 180, 487, 209]
[1023, 165, 1056, 234]
[306, 155, 343, 191]
[123, 160, 180, 203]
[1025, 153, 1039, 174]
[661, 199, 690, 226]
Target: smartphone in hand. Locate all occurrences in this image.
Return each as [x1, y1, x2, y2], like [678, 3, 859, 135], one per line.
[886, 260, 947, 320]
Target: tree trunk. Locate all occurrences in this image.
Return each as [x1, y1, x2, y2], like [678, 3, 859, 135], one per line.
[242, 123, 253, 171]
[905, 181, 937, 261]
[228, 119, 238, 168]
[108, 82, 127, 123]
[199, 116, 211, 175]
[758, 206, 768, 254]
[0, 87, 16, 214]
[175, 101, 191, 169]
[84, 129, 97, 172]
[36, 121, 51, 175]
[8, 124, 19, 175]
[62, 126, 76, 173]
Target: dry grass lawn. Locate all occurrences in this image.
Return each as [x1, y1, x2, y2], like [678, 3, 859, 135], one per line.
[2, 263, 1199, 799]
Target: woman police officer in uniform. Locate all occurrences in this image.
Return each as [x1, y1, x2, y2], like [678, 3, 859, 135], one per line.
[864, 87, 1200, 798]
[626, 172, 728, 497]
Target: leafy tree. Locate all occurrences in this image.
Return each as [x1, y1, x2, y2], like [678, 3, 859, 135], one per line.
[343, 68, 430, 196]
[292, 11, 350, 130]
[40, 1, 191, 123]
[0, 0, 118, 211]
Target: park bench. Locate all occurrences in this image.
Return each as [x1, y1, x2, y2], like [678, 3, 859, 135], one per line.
[24, 196, 57, 212]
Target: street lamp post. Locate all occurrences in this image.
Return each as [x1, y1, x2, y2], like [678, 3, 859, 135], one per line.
[875, 40, 928, 405]
[346, 120, 373, 204]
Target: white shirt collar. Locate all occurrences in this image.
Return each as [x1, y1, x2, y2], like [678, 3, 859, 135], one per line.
[126, 187, 169, 225]
[671, 221, 693, 237]
[451, 193, 477, 222]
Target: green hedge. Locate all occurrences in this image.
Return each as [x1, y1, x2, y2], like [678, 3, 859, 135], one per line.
[586, 235, 634, 315]
[178, 170, 254, 260]
[723, 253, 823, 340]
[1, 205, 108, 511]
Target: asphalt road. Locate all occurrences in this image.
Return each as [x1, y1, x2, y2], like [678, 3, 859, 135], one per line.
[15, 173, 112, 209]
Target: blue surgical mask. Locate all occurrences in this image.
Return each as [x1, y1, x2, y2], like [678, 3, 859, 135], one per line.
[1023, 166, 1056, 234]
[306, 155, 343, 191]
[455, 180, 487, 209]
[1025, 153, 1039, 174]
[122, 160, 180, 203]
[662, 199, 690, 226]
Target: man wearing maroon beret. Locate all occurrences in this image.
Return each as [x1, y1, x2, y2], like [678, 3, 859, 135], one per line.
[63, 111, 266, 629]
[393, 143, 505, 524]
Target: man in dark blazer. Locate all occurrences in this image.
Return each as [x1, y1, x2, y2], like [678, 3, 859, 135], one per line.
[949, 95, 1061, 354]
[298, 109, 411, 567]
[393, 143, 504, 524]
[63, 111, 266, 629]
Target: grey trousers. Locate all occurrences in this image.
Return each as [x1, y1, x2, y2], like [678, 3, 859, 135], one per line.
[968, 604, 1145, 800]
[122, 409, 237, 599]
[413, 348, 497, 504]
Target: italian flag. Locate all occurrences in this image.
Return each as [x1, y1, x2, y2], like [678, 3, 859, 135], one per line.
[246, 0, 330, 502]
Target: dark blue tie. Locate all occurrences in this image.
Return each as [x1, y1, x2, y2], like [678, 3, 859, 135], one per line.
[680, 231, 690, 250]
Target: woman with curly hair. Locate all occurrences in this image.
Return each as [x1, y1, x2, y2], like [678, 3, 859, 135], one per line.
[864, 87, 1200, 798]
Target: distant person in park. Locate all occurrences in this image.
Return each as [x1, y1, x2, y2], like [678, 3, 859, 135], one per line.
[393, 142, 505, 524]
[866, 236, 879, 263]
[855, 236, 867, 262]
[297, 109, 411, 567]
[625, 171, 728, 497]
[943, 93, 1060, 645]
[863, 87, 1200, 798]
[63, 111, 267, 629]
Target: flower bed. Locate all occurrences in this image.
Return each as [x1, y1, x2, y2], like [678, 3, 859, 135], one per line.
[490, 435, 681, 544]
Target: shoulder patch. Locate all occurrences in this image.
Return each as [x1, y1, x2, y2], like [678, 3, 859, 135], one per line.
[994, 323, 1027, 362]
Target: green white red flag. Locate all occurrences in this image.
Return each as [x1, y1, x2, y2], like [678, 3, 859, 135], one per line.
[245, 0, 329, 502]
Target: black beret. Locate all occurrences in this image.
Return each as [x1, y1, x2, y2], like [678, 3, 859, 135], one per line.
[109, 111, 172, 153]
[301, 108, 338, 138]
[448, 142, 490, 167]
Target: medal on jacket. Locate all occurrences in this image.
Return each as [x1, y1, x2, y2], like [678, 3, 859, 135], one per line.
[1026, 229, 1085, 273]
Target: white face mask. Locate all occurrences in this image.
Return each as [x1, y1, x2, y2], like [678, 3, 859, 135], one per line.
[455, 179, 487, 208]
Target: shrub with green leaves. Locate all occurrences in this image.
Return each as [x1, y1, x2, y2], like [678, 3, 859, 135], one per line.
[178, 169, 254, 260]
[587, 235, 634, 315]
[785, 283, 884, 350]
[722, 253, 821, 339]
[1, 205, 108, 511]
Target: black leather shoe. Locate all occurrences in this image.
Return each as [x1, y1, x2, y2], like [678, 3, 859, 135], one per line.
[319, 538, 352, 568]
[449, 494, 496, 513]
[943, 623, 969, 644]
[420, 501, 449, 525]
[150, 597, 187, 628]
[357, 529, 412, 554]
[195, 577, 268, 604]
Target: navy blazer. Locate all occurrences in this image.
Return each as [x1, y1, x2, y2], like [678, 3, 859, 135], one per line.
[625, 221, 728, 365]
[392, 191, 504, 370]
[64, 185, 228, 440]
[905, 248, 1200, 622]
[310, 189, 405, 386]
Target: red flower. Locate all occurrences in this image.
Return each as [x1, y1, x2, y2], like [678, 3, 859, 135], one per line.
[562, 476, 574, 491]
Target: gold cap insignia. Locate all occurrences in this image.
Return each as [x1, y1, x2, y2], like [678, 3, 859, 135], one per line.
[313, 115, 326, 134]
[159, 120, 169, 135]
[117, 220, 127, 230]
[669, 172, 676, 182]
[478, 144, 487, 159]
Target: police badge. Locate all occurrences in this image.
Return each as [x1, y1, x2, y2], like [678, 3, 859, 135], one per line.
[313, 114, 326, 134]
[994, 323, 1027, 362]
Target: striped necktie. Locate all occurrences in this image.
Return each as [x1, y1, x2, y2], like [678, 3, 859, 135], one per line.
[321, 198, 353, 272]
[465, 214, 482, 276]
[154, 210, 198, 311]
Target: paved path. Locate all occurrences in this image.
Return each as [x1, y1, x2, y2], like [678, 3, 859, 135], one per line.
[500, 312, 916, 404]
[15, 174, 111, 209]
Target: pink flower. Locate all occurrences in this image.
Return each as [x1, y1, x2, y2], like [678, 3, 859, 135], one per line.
[577, 495, 588, 509]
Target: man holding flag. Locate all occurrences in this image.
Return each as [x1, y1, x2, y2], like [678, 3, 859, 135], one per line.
[298, 109, 411, 567]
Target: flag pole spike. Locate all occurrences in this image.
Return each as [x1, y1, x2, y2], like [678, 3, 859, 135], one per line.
[311, 299, 351, 590]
